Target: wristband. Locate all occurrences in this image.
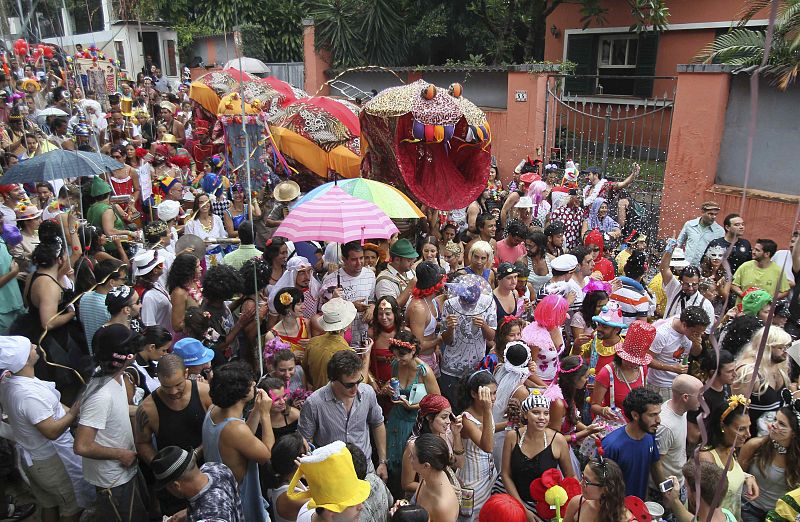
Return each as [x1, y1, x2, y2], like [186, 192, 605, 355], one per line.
[453, 448, 465, 456]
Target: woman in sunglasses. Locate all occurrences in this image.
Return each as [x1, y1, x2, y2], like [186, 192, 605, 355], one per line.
[565, 457, 646, 522]
[738, 399, 800, 522]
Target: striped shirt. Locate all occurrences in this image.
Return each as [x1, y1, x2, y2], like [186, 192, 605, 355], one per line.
[609, 283, 654, 326]
[79, 291, 110, 354]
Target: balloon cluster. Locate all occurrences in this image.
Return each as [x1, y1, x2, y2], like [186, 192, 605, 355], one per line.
[13, 39, 29, 56]
[31, 44, 55, 61]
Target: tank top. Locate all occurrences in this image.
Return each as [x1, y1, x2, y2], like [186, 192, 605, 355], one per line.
[510, 429, 559, 503]
[271, 318, 309, 356]
[493, 293, 516, 324]
[202, 409, 268, 522]
[709, 449, 746, 519]
[748, 460, 787, 512]
[152, 379, 205, 451]
[227, 204, 249, 231]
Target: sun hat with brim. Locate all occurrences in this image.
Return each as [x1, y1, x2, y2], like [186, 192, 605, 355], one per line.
[273, 180, 301, 202]
[616, 320, 655, 366]
[389, 238, 418, 259]
[669, 248, 689, 268]
[151, 446, 194, 490]
[89, 176, 112, 197]
[15, 205, 42, 221]
[445, 273, 493, 315]
[592, 304, 628, 330]
[320, 298, 358, 332]
[173, 338, 214, 366]
[551, 254, 578, 272]
[286, 441, 371, 513]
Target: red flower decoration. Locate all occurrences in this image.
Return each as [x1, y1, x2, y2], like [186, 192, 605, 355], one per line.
[529, 468, 582, 520]
[135, 147, 148, 158]
[169, 155, 191, 169]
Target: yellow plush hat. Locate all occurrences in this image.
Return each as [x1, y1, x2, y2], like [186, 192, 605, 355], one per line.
[20, 78, 41, 92]
[286, 441, 371, 512]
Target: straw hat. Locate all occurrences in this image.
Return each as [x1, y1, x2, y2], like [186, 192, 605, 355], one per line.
[160, 101, 177, 114]
[286, 441, 371, 512]
[273, 180, 301, 202]
[160, 134, 179, 145]
[320, 298, 357, 332]
[616, 321, 655, 366]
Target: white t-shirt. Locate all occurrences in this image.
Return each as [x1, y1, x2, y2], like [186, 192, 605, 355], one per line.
[647, 319, 692, 388]
[295, 501, 314, 522]
[0, 375, 71, 461]
[141, 281, 173, 335]
[655, 400, 688, 487]
[79, 377, 137, 488]
[321, 268, 376, 346]
[662, 277, 715, 333]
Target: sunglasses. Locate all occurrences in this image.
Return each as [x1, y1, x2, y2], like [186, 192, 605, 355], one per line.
[339, 375, 364, 389]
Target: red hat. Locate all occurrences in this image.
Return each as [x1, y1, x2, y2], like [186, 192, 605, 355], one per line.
[0, 184, 19, 194]
[194, 120, 209, 135]
[584, 229, 604, 256]
[616, 320, 655, 366]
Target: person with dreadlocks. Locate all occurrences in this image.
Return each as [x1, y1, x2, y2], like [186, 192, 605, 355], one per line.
[73, 324, 150, 521]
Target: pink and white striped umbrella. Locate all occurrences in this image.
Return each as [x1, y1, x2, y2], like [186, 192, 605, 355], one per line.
[274, 186, 399, 243]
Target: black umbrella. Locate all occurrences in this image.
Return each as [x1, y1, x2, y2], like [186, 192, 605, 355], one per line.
[1, 149, 124, 184]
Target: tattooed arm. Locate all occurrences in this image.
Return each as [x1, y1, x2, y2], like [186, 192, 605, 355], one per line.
[134, 397, 158, 465]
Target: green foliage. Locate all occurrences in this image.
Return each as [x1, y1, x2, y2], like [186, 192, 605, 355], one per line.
[444, 54, 487, 67]
[695, 0, 800, 90]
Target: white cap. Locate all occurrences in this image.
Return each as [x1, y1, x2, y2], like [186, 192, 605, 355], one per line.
[157, 200, 181, 221]
[551, 254, 578, 272]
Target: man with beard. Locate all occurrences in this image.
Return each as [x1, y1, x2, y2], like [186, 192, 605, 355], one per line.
[134, 354, 211, 515]
[578, 304, 627, 373]
[677, 201, 724, 266]
[732, 238, 790, 304]
[184, 120, 217, 165]
[659, 239, 716, 333]
[105, 285, 143, 333]
[544, 221, 565, 260]
[601, 386, 666, 500]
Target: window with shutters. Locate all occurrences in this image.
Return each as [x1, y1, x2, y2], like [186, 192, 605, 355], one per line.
[564, 32, 659, 98]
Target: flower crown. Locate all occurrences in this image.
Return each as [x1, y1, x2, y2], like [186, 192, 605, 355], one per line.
[721, 394, 751, 421]
[388, 338, 415, 351]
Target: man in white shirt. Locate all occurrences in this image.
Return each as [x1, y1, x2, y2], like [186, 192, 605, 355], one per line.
[659, 241, 716, 333]
[677, 201, 724, 266]
[375, 238, 417, 307]
[652, 374, 703, 504]
[646, 306, 709, 401]
[134, 250, 173, 335]
[321, 241, 376, 347]
[73, 324, 149, 520]
[0, 336, 93, 519]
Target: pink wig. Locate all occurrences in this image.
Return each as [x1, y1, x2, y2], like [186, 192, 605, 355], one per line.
[533, 294, 569, 330]
[480, 494, 527, 522]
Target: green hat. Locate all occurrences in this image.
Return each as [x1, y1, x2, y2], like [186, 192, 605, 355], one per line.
[389, 238, 418, 259]
[742, 289, 772, 316]
[90, 176, 112, 197]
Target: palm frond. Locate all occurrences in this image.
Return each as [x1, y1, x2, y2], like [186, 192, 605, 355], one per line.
[693, 29, 766, 64]
[737, 0, 774, 25]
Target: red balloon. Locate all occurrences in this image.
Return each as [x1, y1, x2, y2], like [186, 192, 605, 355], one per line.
[14, 38, 29, 56]
[43, 47, 54, 59]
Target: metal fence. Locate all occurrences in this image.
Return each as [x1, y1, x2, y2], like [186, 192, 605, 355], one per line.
[265, 62, 304, 89]
[543, 74, 676, 243]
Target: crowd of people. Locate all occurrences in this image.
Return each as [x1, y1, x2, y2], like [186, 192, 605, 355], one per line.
[0, 52, 799, 522]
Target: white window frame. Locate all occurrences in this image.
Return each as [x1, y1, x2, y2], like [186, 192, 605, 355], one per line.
[597, 35, 638, 69]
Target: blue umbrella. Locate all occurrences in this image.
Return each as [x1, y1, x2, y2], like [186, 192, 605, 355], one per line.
[0, 149, 125, 184]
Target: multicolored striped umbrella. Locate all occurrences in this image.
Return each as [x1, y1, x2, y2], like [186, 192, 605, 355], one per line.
[275, 186, 398, 243]
[295, 178, 423, 219]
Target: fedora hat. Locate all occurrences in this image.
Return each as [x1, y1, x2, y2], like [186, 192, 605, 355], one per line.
[273, 180, 301, 202]
[151, 446, 194, 490]
[616, 320, 655, 366]
[286, 441, 371, 512]
[160, 133, 179, 145]
[670, 248, 689, 268]
[320, 297, 357, 332]
[389, 238, 418, 259]
[514, 196, 534, 208]
[592, 303, 628, 330]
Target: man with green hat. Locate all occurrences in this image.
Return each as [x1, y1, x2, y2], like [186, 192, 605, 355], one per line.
[86, 176, 136, 253]
[375, 238, 418, 307]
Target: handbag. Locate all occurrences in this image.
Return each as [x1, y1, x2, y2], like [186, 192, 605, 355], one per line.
[408, 365, 428, 404]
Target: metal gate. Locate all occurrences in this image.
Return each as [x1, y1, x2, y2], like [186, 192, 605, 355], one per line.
[542, 74, 676, 242]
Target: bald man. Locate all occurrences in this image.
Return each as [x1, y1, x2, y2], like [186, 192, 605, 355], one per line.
[652, 374, 703, 503]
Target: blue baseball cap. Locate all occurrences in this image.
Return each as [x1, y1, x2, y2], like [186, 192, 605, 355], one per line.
[173, 338, 214, 366]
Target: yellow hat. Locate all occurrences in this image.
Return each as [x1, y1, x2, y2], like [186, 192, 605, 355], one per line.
[286, 441, 371, 512]
[160, 133, 179, 145]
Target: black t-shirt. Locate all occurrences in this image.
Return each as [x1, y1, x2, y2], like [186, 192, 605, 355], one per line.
[688, 385, 730, 424]
[705, 237, 752, 276]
